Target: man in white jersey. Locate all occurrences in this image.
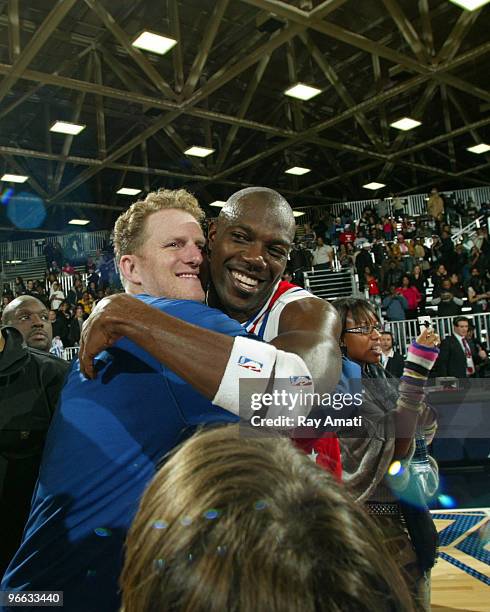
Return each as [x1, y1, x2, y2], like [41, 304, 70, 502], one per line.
[80, 188, 343, 472]
[80, 187, 342, 397]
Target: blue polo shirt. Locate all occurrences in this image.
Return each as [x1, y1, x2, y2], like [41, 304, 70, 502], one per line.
[1, 296, 246, 612]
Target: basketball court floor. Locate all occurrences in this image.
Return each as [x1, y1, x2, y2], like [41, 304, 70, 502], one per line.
[431, 508, 489, 611]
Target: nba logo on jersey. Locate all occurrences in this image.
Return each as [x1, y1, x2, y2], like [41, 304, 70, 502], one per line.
[238, 356, 263, 372]
[289, 376, 312, 386]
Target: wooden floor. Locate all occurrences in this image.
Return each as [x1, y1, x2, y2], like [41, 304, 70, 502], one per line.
[431, 508, 489, 611]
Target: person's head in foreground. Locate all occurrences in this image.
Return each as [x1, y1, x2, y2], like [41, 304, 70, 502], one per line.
[1, 295, 52, 351]
[121, 424, 414, 612]
[207, 187, 296, 322]
[332, 297, 382, 366]
[113, 188, 206, 301]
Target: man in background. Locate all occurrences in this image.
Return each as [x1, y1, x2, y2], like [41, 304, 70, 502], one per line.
[380, 331, 404, 378]
[0, 311, 68, 575]
[2, 296, 52, 352]
[435, 317, 479, 378]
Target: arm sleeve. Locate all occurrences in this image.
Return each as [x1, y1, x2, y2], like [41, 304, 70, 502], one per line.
[340, 343, 439, 502]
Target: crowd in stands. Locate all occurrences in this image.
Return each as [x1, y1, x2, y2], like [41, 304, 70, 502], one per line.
[1, 242, 120, 353]
[292, 192, 490, 322]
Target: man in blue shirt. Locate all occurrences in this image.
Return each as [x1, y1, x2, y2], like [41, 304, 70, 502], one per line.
[1, 190, 250, 612]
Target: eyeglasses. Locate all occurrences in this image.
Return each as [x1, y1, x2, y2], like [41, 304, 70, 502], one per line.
[343, 324, 383, 336]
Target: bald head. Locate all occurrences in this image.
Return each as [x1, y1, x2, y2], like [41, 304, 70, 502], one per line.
[217, 187, 296, 241]
[208, 187, 296, 321]
[2, 295, 52, 351]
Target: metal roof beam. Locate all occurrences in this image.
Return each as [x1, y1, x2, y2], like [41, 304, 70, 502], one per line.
[182, 0, 230, 98]
[301, 32, 383, 150]
[440, 84, 456, 172]
[7, 0, 20, 62]
[0, 0, 78, 104]
[168, 0, 184, 95]
[51, 56, 93, 194]
[83, 0, 176, 100]
[436, 7, 480, 64]
[215, 53, 271, 171]
[418, 0, 434, 59]
[48, 23, 304, 201]
[381, 0, 429, 63]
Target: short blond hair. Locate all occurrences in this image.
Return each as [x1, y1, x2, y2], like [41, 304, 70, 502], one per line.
[113, 189, 205, 263]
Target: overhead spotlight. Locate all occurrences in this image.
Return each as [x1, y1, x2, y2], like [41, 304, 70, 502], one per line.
[132, 31, 177, 55]
[285, 166, 311, 175]
[293, 211, 306, 217]
[50, 121, 86, 135]
[1, 173, 28, 183]
[210, 201, 226, 207]
[449, 0, 489, 11]
[284, 83, 322, 101]
[68, 219, 90, 226]
[184, 146, 215, 158]
[116, 187, 142, 195]
[467, 143, 490, 154]
[363, 182, 386, 190]
[390, 117, 422, 131]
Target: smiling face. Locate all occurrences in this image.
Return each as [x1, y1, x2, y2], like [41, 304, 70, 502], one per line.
[121, 209, 205, 301]
[342, 311, 382, 365]
[208, 191, 295, 322]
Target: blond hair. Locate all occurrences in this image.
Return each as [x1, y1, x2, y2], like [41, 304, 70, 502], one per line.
[121, 425, 414, 612]
[113, 189, 205, 263]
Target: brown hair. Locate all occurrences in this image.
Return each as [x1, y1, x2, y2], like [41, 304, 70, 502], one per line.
[121, 424, 414, 612]
[113, 188, 205, 263]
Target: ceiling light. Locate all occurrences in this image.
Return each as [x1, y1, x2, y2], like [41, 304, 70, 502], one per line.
[390, 117, 422, 131]
[132, 31, 177, 55]
[6, 260, 22, 264]
[1, 173, 28, 183]
[184, 146, 215, 158]
[210, 200, 226, 207]
[284, 83, 322, 101]
[285, 166, 311, 175]
[293, 211, 306, 217]
[50, 121, 86, 135]
[467, 143, 490, 154]
[116, 187, 142, 195]
[449, 0, 490, 11]
[68, 219, 90, 226]
[363, 182, 386, 190]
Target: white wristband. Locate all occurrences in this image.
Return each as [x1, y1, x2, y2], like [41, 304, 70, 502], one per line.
[266, 350, 315, 420]
[212, 336, 276, 418]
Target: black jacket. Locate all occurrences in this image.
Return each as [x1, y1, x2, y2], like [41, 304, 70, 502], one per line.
[0, 326, 69, 574]
[434, 334, 478, 378]
[384, 351, 404, 379]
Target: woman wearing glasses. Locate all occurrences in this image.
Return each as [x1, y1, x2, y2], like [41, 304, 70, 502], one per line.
[332, 297, 440, 612]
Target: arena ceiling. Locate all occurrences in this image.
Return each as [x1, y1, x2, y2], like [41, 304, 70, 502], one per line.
[0, 0, 489, 235]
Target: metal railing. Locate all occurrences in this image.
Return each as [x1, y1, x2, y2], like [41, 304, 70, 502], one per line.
[293, 185, 490, 225]
[384, 312, 490, 355]
[62, 347, 80, 361]
[451, 215, 485, 244]
[0, 230, 110, 263]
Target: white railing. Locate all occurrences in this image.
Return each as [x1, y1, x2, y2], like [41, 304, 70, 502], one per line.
[293, 185, 490, 225]
[0, 230, 110, 262]
[62, 346, 79, 361]
[384, 312, 490, 355]
[451, 215, 485, 245]
[57, 273, 89, 295]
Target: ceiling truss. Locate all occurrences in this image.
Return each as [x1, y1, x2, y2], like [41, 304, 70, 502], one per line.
[0, 0, 488, 233]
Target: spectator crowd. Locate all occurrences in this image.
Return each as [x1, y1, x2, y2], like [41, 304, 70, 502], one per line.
[1, 242, 120, 355]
